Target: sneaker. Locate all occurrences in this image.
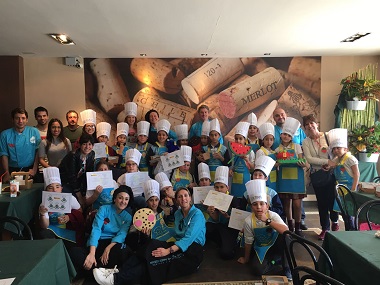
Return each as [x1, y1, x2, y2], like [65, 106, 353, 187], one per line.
[300, 219, 308, 230]
[332, 223, 340, 231]
[284, 267, 293, 281]
[93, 266, 119, 285]
[318, 230, 328, 240]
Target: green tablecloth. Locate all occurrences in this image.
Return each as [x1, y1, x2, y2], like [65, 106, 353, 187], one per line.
[359, 161, 378, 182]
[0, 239, 76, 285]
[322, 231, 380, 285]
[347, 191, 380, 224]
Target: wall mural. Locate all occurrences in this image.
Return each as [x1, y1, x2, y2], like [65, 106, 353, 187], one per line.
[84, 57, 321, 145]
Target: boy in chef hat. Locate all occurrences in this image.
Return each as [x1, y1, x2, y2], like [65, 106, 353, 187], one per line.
[170, 145, 197, 191]
[96, 122, 117, 160]
[274, 117, 308, 235]
[124, 102, 138, 145]
[132, 121, 152, 172]
[113, 122, 130, 168]
[174, 124, 189, 147]
[198, 162, 211, 186]
[247, 112, 261, 153]
[155, 172, 177, 226]
[238, 179, 289, 277]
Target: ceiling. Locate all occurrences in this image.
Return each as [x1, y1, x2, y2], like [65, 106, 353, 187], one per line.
[1, 0, 379, 58]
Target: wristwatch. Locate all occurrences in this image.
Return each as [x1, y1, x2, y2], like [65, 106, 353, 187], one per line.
[169, 247, 174, 254]
[265, 218, 272, 226]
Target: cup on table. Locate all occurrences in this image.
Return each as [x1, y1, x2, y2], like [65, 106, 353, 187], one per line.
[10, 180, 19, 197]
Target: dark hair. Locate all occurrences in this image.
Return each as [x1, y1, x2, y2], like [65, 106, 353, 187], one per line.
[11, 108, 28, 119]
[96, 159, 110, 171]
[45, 118, 70, 153]
[34, 106, 48, 117]
[302, 114, 318, 127]
[124, 115, 137, 131]
[144, 109, 159, 123]
[252, 169, 267, 179]
[112, 185, 134, 209]
[66, 110, 79, 120]
[197, 105, 209, 113]
[175, 187, 192, 199]
[82, 124, 98, 142]
[79, 133, 95, 145]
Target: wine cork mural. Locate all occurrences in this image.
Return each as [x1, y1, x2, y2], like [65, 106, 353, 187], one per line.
[84, 57, 321, 143]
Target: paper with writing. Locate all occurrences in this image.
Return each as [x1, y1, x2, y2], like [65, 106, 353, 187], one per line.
[203, 190, 233, 212]
[193, 186, 214, 204]
[42, 192, 73, 214]
[86, 170, 114, 190]
[228, 208, 251, 230]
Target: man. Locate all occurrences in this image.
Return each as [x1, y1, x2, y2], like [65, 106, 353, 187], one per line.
[63, 110, 82, 143]
[34, 106, 49, 140]
[0, 108, 41, 182]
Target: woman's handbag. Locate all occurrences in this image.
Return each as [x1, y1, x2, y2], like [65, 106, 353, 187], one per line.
[310, 169, 335, 188]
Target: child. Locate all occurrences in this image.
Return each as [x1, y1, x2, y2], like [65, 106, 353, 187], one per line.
[246, 112, 261, 153]
[96, 122, 117, 159]
[124, 102, 138, 146]
[275, 117, 308, 235]
[230, 121, 255, 198]
[39, 167, 84, 246]
[198, 162, 212, 187]
[193, 121, 211, 182]
[155, 172, 177, 226]
[174, 124, 189, 146]
[134, 121, 152, 172]
[170, 145, 197, 191]
[200, 118, 230, 183]
[113, 122, 129, 168]
[237, 179, 289, 278]
[255, 123, 277, 190]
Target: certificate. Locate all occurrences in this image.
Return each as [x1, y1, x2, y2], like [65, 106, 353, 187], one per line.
[93, 142, 107, 159]
[228, 208, 251, 230]
[161, 150, 184, 172]
[42, 192, 73, 214]
[124, 172, 150, 196]
[86, 170, 114, 190]
[203, 190, 233, 212]
[192, 186, 214, 204]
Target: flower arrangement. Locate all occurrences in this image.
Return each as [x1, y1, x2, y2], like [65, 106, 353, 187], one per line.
[348, 123, 380, 156]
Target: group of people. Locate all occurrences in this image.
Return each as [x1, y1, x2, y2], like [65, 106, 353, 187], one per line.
[0, 103, 360, 284]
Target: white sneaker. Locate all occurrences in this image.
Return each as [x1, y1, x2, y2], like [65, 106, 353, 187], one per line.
[93, 266, 119, 285]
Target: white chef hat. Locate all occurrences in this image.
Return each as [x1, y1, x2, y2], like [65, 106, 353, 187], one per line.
[235, 122, 250, 138]
[43, 167, 61, 189]
[254, 156, 276, 177]
[248, 113, 258, 127]
[156, 119, 171, 134]
[125, 148, 142, 165]
[124, 102, 138, 117]
[201, 121, 211, 137]
[245, 180, 267, 204]
[214, 166, 229, 186]
[282, 117, 301, 137]
[116, 122, 129, 138]
[181, 145, 192, 162]
[328, 128, 348, 148]
[259, 123, 275, 139]
[80, 109, 96, 125]
[154, 172, 172, 190]
[210, 118, 221, 135]
[137, 121, 150, 137]
[198, 162, 211, 180]
[143, 179, 160, 201]
[174, 124, 189, 140]
[96, 122, 111, 138]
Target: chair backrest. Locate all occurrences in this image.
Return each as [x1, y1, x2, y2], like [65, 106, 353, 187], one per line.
[293, 266, 345, 285]
[0, 216, 33, 240]
[355, 200, 380, 231]
[335, 184, 357, 231]
[372, 176, 380, 183]
[283, 230, 334, 282]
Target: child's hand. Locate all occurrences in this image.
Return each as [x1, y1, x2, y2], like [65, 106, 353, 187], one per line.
[165, 197, 174, 206]
[213, 152, 223, 160]
[237, 257, 248, 264]
[188, 182, 197, 188]
[297, 161, 307, 168]
[207, 206, 216, 214]
[141, 227, 151, 236]
[58, 215, 69, 224]
[95, 185, 104, 195]
[229, 169, 234, 177]
[197, 154, 205, 162]
[39, 205, 48, 216]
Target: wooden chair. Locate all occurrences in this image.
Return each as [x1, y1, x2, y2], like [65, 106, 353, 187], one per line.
[293, 266, 345, 285]
[0, 216, 33, 240]
[335, 184, 357, 231]
[355, 200, 380, 230]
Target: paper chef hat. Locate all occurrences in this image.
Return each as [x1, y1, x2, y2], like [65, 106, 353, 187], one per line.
[210, 118, 221, 135]
[181, 145, 192, 162]
[43, 167, 61, 189]
[198, 162, 211, 180]
[248, 112, 258, 126]
[96, 122, 111, 138]
[254, 156, 276, 177]
[156, 119, 171, 134]
[201, 120, 211, 137]
[282, 117, 301, 137]
[116, 122, 129, 137]
[80, 109, 96, 125]
[125, 148, 142, 165]
[235, 122, 250, 138]
[328, 128, 348, 148]
[124, 102, 138, 117]
[154, 172, 172, 190]
[174, 124, 188, 140]
[137, 121, 150, 136]
[245, 180, 267, 204]
[143, 179, 160, 201]
[259, 123, 275, 139]
[214, 166, 229, 186]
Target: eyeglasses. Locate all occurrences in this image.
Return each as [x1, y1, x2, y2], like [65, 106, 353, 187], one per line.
[85, 125, 95, 129]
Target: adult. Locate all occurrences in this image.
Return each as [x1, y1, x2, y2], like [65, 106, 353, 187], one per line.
[34, 106, 49, 140]
[72, 109, 98, 151]
[63, 110, 82, 144]
[93, 187, 206, 285]
[144, 109, 177, 145]
[302, 114, 338, 240]
[189, 105, 223, 145]
[0, 108, 41, 182]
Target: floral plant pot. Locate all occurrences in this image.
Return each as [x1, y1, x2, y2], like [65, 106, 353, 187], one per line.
[346, 100, 367, 110]
[358, 152, 379, 163]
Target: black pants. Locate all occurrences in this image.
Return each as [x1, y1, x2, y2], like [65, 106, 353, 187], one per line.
[206, 222, 239, 260]
[313, 178, 338, 230]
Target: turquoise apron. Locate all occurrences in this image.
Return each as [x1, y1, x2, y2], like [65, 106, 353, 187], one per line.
[151, 211, 176, 242]
[202, 144, 226, 183]
[259, 147, 278, 191]
[152, 142, 169, 176]
[135, 142, 150, 172]
[172, 168, 192, 191]
[93, 187, 114, 210]
[247, 138, 260, 153]
[333, 153, 353, 212]
[231, 155, 251, 198]
[116, 145, 129, 168]
[48, 212, 76, 243]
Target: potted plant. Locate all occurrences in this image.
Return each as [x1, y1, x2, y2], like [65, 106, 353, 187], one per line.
[348, 123, 380, 162]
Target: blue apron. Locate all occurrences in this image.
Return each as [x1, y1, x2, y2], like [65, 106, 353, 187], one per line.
[333, 153, 353, 212]
[135, 142, 150, 172]
[152, 142, 169, 176]
[112, 145, 129, 168]
[172, 168, 192, 191]
[48, 212, 76, 242]
[151, 211, 176, 242]
[231, 155, 251, 198]
[93, 187, 114, 210]
[259, 147, 278, 191]
[247, 138, 260, 153]
[203, 144, 226, 183]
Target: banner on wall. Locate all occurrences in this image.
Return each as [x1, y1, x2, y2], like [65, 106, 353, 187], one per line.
[84, 57, 321, 144]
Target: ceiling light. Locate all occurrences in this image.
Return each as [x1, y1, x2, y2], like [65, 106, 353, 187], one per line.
[264, 53, 271, 56]
[341, 32, 371, 43]
[48, 34, 75, 45]
[140, 53, 147, 57]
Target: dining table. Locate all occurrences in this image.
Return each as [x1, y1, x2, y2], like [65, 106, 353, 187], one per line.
[358, 161, 378, 182]
[0, 239, 76, 285]
[347, 190, 380, 224]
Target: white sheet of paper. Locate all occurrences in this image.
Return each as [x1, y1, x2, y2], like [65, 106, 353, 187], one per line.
[42, 192, 73, 214]
[86, 170, 114, 190]
[203, 190, 233, 212]
[160, 150, 184, 172]
[93, 142, 107, 159]
[0, 278, 16, 285]
[124, 172, 150, 196]
[228, 208, 251, 230]
[193, 186, 214, 204]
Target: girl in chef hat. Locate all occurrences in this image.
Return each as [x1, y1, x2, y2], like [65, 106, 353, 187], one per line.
[246, 112, 261, 153]
[124, 102, 138, 145]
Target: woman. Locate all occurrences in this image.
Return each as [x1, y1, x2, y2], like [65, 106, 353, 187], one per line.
[93, 187, 206, 285]
[38, 118, 72, 167]
[302, 114, 338, 240]
[144, 109, 177, 144]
